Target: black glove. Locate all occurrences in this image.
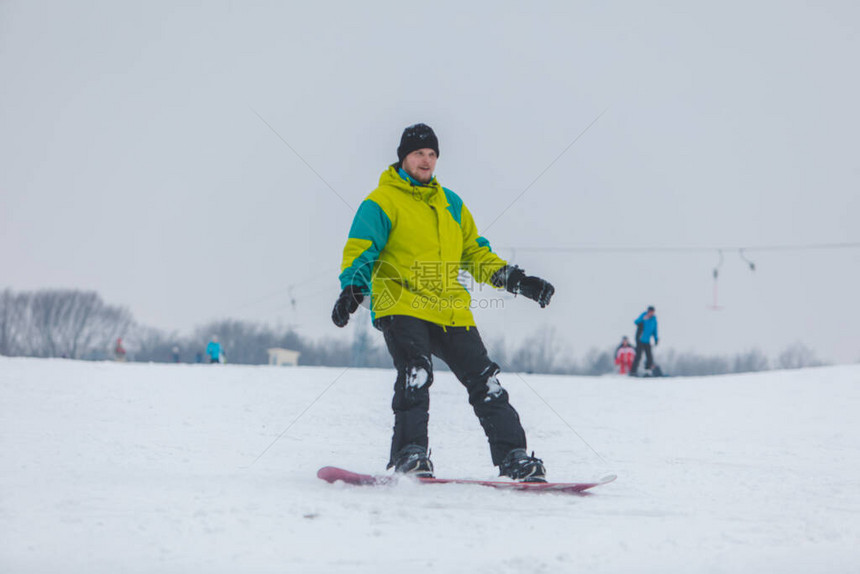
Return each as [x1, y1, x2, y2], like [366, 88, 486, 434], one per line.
[491, 265, 555, 308]
[331, 285, 365, 327]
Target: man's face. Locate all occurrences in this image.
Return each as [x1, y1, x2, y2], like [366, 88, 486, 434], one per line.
[646, 310, 655, 318]
[401, 148, 437, 184]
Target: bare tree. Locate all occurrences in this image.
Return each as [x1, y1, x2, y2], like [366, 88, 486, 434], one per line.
[0, 289, 132, 358]
[580, 348, 615, 376]
[0, 290, 34, 356]
[777, 342, 825, 370]
[732, 348, 770, 373]
[124, 325, 183, 362]
[508, 326, 561, 374]
[0, 289, 20, 355]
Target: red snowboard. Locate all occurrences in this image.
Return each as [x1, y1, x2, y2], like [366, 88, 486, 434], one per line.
[317, 466, 616, 494]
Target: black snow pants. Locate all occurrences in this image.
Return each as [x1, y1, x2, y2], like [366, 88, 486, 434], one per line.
[631, 341, 653, 374]
[376, 315, 527, 468]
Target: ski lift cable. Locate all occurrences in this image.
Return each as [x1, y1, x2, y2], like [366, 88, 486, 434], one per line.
[270, 288, 337, 313]
[498, 241, 860, 254]
[227, 266, 337, 315]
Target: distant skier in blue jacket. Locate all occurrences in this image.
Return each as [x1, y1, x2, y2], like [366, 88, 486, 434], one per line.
[631, 306, 658, 376]
[206, 336, 223, 364]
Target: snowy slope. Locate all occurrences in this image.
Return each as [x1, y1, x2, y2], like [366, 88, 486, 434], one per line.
[1, 357, 858, 573]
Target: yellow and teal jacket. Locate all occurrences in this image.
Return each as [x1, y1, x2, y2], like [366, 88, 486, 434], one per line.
[339, 165, 507, 327]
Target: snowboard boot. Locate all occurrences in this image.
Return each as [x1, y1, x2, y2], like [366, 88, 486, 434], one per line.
[392, 444, 434, 478]
[499, 448, 547, 483]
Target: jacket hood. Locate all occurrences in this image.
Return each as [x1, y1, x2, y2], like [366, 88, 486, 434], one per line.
[379, 164, 441, 202]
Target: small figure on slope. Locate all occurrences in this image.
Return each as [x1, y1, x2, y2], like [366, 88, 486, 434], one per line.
[206, 336, 223, 364]
[631, 306, 660, 377]
[615, 336, 635, 375]
[114, 337, 127, 362]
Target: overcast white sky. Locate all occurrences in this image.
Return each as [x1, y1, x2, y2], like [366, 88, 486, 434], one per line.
[1, 1, 858, 363]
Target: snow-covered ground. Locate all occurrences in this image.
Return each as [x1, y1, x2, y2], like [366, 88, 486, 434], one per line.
[1, 357, 858, 573]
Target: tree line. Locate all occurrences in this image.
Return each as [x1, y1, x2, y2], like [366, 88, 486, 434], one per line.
[0, 289, 132, 359]
[0, 288, 389, 366]
[0, 288, 828, 375]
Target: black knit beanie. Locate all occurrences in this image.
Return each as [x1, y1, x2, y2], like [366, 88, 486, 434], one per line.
[397, 123, 439, 162]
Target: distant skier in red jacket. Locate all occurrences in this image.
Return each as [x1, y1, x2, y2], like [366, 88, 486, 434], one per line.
[615, 336, 635, 375]
[114, 338, 127, 362]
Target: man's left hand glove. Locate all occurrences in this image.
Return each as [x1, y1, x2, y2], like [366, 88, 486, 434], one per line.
[492, 265, 555, 308]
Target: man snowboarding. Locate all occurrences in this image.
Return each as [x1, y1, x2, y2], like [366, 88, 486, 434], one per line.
[332, 123, 554, 482]
[631, 306, 658, 376]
